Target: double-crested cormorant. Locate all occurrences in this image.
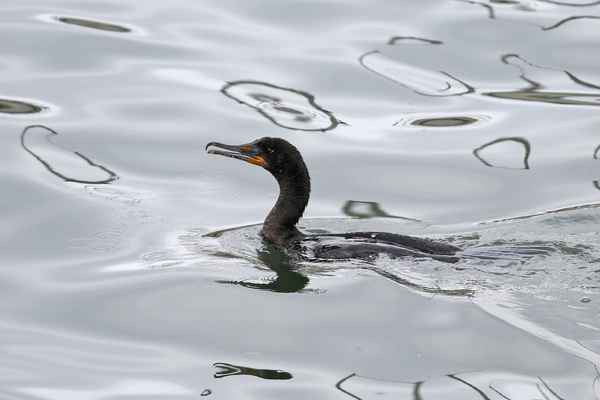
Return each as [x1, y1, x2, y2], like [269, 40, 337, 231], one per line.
[206, 137, 545, 262]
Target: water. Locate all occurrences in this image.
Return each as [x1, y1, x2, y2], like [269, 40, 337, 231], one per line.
[1, 0, 600, 398]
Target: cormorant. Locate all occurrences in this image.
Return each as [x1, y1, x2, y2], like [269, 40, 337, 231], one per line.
[206, 137, 545, 262]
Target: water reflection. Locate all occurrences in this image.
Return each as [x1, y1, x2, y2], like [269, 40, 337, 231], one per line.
[540, 0, 600, 5]
[364, 35, 599, 107]
[215, 247, 310, 293]
[359, 51, 474, 97]
[388, 36, 443, 45]
[543, 15, 600, 30]
[474, 137, 531, 169]
[341, 200, 417, 221]
[486, 90, 600, 106]
[0, 98, 47, 114]
[463, 0, 497, 18]
[409, 116, 478, 127]
[221, 80, 340, 131]
[336, 371, 569, 399]
[21, 125, 118, 184]
[54, 16, 131, 33]
[360, 264, 474, 296]
[395, 114, 489, 128]
[213, 362, 292, 380]
[593, 143, 600, 190]
[483, 54, 600, 106]
[215, 243, 473, 296]
[460, 0, 600, 18]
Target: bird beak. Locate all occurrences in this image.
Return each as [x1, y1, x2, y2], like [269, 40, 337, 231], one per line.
[205, 141, 265, 167]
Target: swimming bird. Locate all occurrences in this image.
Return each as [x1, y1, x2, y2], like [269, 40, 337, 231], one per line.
[206, 137, 544, 262]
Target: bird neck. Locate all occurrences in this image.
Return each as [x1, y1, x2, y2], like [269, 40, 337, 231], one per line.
[262, 170, 310, 246]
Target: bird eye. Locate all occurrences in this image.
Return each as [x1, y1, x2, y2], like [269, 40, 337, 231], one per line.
[251, 148, 260, 156]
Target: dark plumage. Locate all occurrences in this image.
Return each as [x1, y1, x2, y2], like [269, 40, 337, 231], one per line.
[206, 137, 545, 262]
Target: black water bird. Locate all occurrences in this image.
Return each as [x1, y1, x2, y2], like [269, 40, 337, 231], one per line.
[206, 137, 544, 262]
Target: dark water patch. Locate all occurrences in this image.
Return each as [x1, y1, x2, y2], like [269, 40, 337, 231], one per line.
[0, 98, 47, 114]
[21, 125, 118, 184]
[359, 51, 474, 97]
[54, 16, 131, 33]
[221, 80, 340, 131]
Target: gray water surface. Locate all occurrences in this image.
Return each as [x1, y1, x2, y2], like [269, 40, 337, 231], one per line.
[2, 1, 600, 399]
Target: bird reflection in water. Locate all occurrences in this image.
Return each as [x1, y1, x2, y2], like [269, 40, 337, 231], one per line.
[214, 244, 474, 296]
[213, 362, 292, 380]
[215, 247, 310, 293]
[342, 200, 417, 221]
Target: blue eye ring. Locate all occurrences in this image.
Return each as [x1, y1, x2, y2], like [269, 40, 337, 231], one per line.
[251, 148, 260, 156]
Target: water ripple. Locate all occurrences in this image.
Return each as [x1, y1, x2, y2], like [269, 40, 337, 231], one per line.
[56, 17, 131, 33]
[484, 54, 600, 106]
[21, 125, 118, 184]
[396, 114, 490, 128]
[359, 50, 474, 97]
[484, 90, 600, 106]
[37, 14, 135, 34]
[543, 15, 600, 30]
[337, 370, 592, 399]
[387, 36, 443, 45]
[221, 80, 340, 131]
[0, 98, 48, 115]
[474, 137, 531, 170]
